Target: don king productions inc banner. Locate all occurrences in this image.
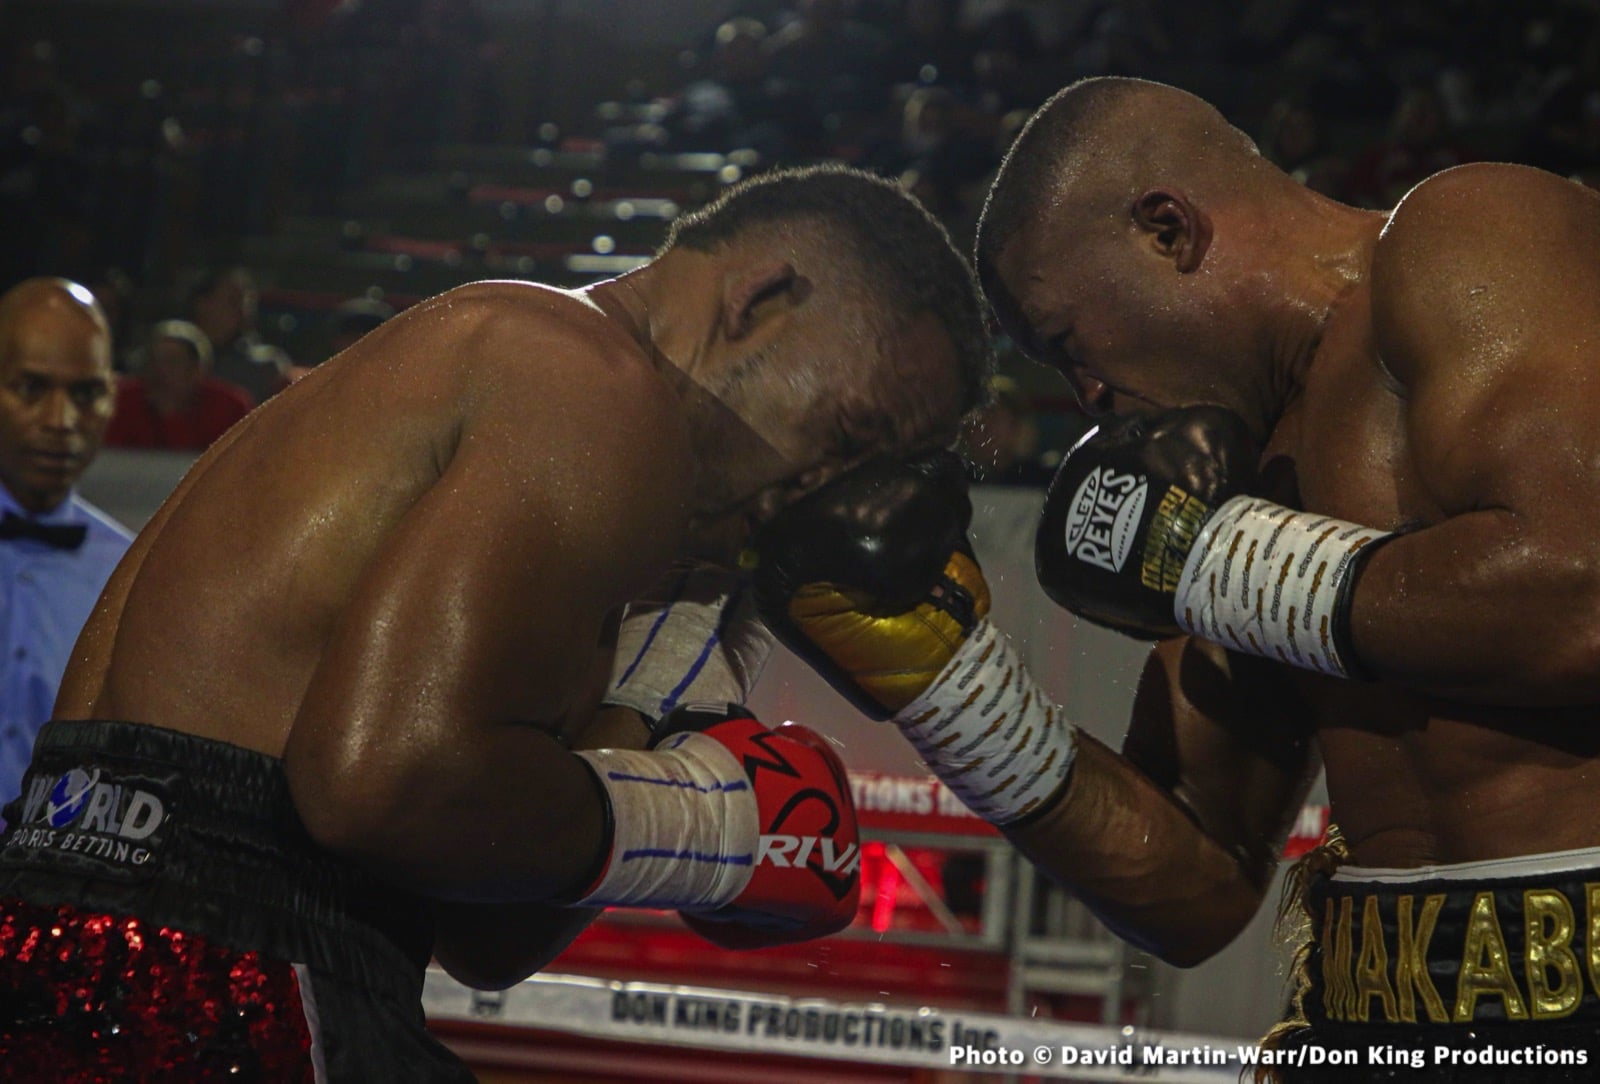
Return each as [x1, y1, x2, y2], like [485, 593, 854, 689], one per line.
[422, 970, 1246, 1081]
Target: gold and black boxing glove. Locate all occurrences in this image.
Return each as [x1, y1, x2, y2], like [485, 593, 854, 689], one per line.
[750, 450, 1075, 828]
[749, 450, 988, 720]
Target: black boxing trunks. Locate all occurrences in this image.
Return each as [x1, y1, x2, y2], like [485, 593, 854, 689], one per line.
[1267, 848, 1600, 1083]
[0, 720, 474, 1083]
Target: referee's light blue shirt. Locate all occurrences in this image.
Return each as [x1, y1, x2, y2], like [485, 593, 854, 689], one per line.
[0, 484, 132, 815]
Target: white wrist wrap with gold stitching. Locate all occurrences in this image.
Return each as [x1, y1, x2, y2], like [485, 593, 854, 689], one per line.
[1174, 496, 1390, 678]
[892, 620, 1074, 826]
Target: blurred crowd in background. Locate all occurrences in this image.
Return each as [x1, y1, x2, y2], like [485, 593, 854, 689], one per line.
[4, 0, 1600, 470]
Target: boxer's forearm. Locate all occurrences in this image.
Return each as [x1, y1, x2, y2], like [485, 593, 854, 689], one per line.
[432, 899, 601, 990]
[1350, 509, 1600, 704]
[1005, 734, 1266, 968]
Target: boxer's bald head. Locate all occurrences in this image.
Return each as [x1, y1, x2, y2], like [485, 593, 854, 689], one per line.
[977, 78, 1268, 276]
[975, 78, 1312, 428]
[0, 277, 115, 513]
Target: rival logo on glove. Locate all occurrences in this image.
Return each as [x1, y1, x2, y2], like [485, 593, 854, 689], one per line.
[1062, 467, 1148, 573]
[757, 834, 860, 877]
[755, 780, 859, 902]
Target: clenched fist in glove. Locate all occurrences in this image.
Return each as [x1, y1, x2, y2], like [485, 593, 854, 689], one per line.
[1036, 405, 1391, 678]
[749, 451, 1075, 827]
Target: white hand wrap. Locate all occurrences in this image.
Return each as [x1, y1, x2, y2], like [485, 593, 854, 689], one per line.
[606, 565, 775, 722]
[1175, 496, 1390, 678]
[574, 734, 758, 909]
[893, 620, 1074, 826]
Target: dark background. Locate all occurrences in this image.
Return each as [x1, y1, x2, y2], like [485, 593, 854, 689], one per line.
[4, 0, 1597, 441]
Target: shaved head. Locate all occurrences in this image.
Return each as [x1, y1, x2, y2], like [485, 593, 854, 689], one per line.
[975, 77, 1268, 291]
[0, 277, 110, 344]
[970, 78, 1330, 428]
[664, 164, 994, 413]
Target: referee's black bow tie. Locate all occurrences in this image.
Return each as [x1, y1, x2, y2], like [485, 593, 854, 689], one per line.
[0, 511, 87, 550]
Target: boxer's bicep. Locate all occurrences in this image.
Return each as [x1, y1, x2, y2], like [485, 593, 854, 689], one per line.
[285, 360, 690, 889]
[1352, 166, 1600, 699]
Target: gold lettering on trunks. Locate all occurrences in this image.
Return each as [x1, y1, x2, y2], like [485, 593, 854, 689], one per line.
[1321, 895, 1356, 1021]
[1454, 892, 1528, 1022]
[1587, 884, 1600, 998]
[1524, 888, 1581, 1019]
[1395, 893, 1448, 1024]
[1354, 894, 1398, 1022]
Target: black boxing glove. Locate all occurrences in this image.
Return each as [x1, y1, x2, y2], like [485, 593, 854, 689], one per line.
[749, 450, 989, 721]
[1036, 405, 1392, 678]
[750, 451, 1077, 827]
[1036, 405, 1260, 638]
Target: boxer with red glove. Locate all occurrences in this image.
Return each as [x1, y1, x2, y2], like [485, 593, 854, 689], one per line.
[1035, 406, 1392, 679]
[573, 564, 860, 948]
[574, 703, 861, 948]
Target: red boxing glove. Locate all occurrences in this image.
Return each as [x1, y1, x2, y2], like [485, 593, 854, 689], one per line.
[667, 708, 861, 949]
[576, 705, 861, 949]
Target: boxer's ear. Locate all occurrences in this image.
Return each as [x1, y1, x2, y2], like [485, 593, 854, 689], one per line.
[722, 260, 812, 341]
[1132, 188, 1210, 274]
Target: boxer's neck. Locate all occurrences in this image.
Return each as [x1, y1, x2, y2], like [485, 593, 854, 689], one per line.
[1259, 198, 1385, 430]
[579, 270, 654, 355]
[581, 255, 727, 394]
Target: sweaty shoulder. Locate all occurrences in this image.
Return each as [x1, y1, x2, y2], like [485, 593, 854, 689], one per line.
[418, 281, 663, 399]
[414, 280, 686, 444]
[427, 280, 694, 587]
[1371, 163, 1600, 389]
[376, 281, 693, 530]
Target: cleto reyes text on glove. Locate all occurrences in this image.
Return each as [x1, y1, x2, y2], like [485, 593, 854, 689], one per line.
[1036, 405, 1393, 678]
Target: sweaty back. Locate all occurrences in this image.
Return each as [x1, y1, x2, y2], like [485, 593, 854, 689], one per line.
[56, 281, 686, 758]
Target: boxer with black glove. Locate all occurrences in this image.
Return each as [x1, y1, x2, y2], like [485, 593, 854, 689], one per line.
[1036, 406, 1391, 679]
[749, 448, 1307, 973]
[750, 451, 1075, 828]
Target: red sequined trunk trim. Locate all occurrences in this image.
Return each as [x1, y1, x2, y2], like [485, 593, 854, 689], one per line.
[0, 900, 315, 1082]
